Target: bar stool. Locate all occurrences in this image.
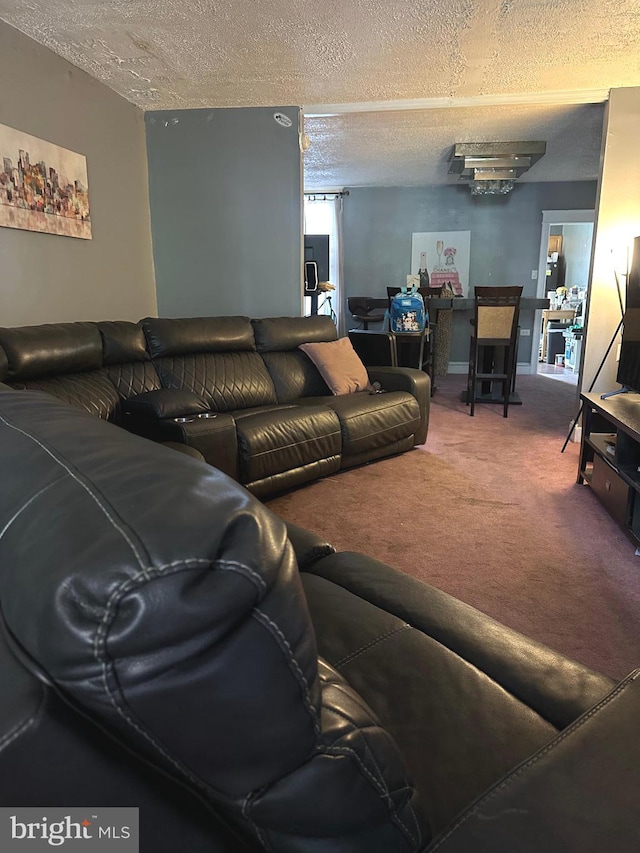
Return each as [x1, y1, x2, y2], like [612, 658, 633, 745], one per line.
[347, 297, 387, 329]
[467, 286, 523, 417]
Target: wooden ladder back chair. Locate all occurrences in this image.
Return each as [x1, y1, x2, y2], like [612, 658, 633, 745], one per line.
[468, 286, 523, 418]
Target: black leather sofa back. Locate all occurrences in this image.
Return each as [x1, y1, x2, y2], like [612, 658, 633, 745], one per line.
[0, 322, 121, 420]
[0, 343, 7, 381]
[0, 316, 430, 497]
[96, 320, 162, 400]
[252, 316, 336, 403]
[142, 316, 279, 412]
[0, 391, 422, 852]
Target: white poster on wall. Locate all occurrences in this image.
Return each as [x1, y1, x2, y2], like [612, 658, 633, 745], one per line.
[411, 231, 471, 296]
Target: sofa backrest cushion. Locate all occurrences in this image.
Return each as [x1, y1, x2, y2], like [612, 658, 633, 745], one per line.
[0, 322, 102, 380]
[96, 321, 161, 400]
[98, 320, 151, 364]
[142, 317, 277, 412]
[142, 316, 256, 357]
[252, 315, 338, 352]
[0, 345, 7, 381]
[0, 323, 120, 420]
[252, 316, 336, 403]
[0, 391, 422, 853]
[260, 351, 332, 402]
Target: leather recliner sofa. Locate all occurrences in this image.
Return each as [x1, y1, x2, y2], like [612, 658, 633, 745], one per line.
[0, 389, 638, 852]
[0, 315, 429, 498]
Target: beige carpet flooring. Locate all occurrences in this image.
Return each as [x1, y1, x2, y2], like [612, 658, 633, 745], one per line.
[267, 374, 640, 680]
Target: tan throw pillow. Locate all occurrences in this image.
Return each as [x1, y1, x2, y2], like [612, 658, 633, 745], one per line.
[299, 338, 372, 395]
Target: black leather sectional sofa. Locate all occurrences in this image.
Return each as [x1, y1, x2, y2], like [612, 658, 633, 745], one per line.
[0, 389, 638, 852]
[0, 315, 429, 498]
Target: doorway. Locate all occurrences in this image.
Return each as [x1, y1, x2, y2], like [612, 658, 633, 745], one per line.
[303, 194, 345, 334]
[532, 210, 595, 387]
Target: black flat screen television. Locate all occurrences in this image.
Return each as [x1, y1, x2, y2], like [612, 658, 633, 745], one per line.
[304, 234, 330, 288]
[617, 235, 640, 393]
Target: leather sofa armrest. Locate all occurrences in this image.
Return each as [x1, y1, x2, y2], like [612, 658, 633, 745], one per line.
[160, 441, 206, 462]
[367, 366, 430, 444]
[427, 670, 640, 853]
[283, 521, 335, 570]
[124, 411, 239, 481]
[123, 388, 210, 419]
[304, 551, 614, 729]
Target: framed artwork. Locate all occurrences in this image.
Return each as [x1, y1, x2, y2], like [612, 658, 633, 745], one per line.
[0, 123, 91, 239]
[411, 231, 471, 296]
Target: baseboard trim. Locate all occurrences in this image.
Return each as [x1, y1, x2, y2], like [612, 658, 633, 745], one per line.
[448, 362, 533, 375]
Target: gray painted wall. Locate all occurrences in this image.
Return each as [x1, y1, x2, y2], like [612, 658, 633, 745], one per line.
[562, 222, 594, 291]
[343, 182, 597, 363]
[0, 21, 156, 326]
[146, 107, 302, 319]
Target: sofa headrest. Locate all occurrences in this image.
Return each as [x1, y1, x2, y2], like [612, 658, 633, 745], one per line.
[142, 316, 255, 357]
[0, 389, 318, 800]
[0, 345, 7, 381]
[96, 320, 151, 364]
[0, 323, 102, 380]
[252, 316, 338, 352]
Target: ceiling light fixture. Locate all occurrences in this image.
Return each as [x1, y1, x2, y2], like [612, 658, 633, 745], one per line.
[449, 142, 546, 195]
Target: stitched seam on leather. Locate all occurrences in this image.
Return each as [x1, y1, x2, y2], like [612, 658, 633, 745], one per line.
[320, 699, 421, 847]
[252, 608, 320, 737]
[0, 690, 45, 754]
[339, 400, 416, 420]
[93, 558, 232, 797]
[0, 475, 66, 541]
[244, 430, 341, 458]
[345, 418, 419, 441]
[241, 795, 273, 853]
[334, 624, 411, 668]
[217, 559, 267, 594]
[426, 673, 639, 851]
[185, 425, 233, 440]
[321, 672, 382, 722]
[321, 744, 418, 848]
[0, 415, 148, 574]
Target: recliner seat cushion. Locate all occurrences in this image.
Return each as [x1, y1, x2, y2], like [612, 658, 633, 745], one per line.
[293, 391, 421, 465]
[234, 405, 342, 493]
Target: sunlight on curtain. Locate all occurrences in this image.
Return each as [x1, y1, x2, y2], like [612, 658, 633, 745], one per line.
[304, 196, 345, 336]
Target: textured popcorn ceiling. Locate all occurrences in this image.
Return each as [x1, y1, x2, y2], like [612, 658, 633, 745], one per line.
[1, 0, 639, 187]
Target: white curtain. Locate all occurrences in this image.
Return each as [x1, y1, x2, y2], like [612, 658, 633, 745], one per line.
[304, 195, 345, 336]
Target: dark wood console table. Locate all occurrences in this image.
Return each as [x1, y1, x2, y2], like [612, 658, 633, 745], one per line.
[578, 391, 640, 544]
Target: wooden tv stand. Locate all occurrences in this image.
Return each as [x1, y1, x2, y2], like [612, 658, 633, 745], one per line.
[578, 391, 640, 543]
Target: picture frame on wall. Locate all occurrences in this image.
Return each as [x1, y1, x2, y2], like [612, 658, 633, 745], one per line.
[411, 231, 471, 296]
[0, 122, 91, 240]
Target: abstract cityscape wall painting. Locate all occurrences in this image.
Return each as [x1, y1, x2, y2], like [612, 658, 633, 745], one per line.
[411, 231, 471, 296]
[0, 123, 91, 239]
